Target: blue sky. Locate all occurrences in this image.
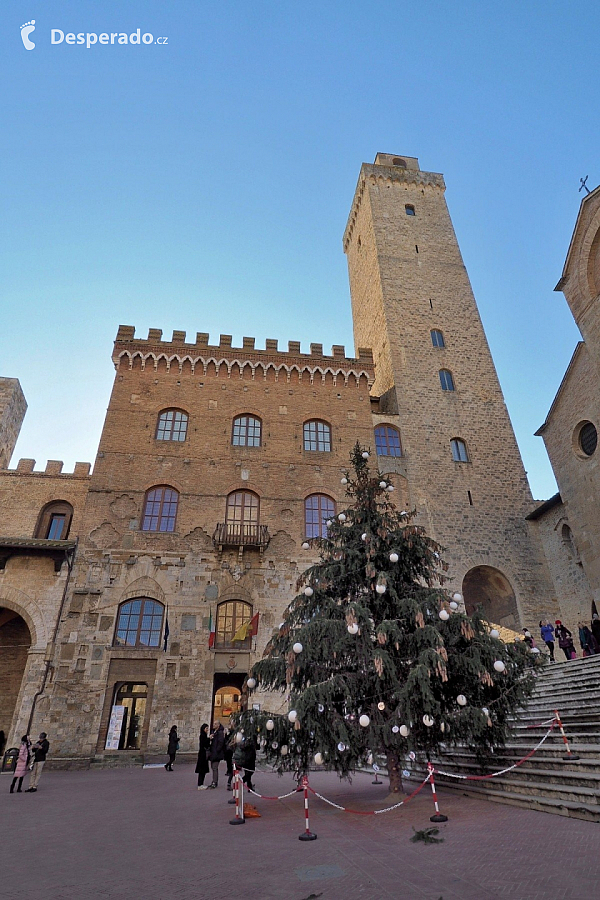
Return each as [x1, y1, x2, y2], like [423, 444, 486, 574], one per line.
[1, 0, 597, 499]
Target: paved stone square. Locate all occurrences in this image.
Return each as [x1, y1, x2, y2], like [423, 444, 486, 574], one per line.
[1, 763, 598, 899]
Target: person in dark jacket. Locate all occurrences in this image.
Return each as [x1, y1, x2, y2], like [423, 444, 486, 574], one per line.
[555, 621, 575, 661]
[223, 728, 235, 791]
[25, 732, 49, 792]
[591, 614, 600, 652]
[208, 723, 226, 787]
[539, 620, 555, 661]
[578, 623, 595, 656]
[234, 736, 257, 792]
[165, 726, 179, 771]
[195, 724, 210, 789]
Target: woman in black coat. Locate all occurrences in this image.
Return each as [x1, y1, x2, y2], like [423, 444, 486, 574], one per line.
[195, 724, 210, 789]
[165, 725, 179, 771]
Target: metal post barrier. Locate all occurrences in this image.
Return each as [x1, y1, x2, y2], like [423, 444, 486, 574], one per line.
[554, 709, 580, 761]
[427, 763, 448, 823]
[228, 764, 238, 805]
[298, 775, 317, 841]
[372, 763, 383, 785]
[229, 768, 245, 824]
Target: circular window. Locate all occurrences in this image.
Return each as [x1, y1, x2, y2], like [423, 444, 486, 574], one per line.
[579, 421, 598, 456]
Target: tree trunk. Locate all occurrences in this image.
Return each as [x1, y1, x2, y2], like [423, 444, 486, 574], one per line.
[386, 750, 403, 793]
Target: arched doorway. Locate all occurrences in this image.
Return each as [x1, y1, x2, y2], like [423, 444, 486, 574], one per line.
[462, 567, 519, 630]
[211, 672, 247, 729]
[0, 608, 32, 742]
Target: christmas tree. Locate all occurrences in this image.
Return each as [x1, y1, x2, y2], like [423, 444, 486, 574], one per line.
[234, 444, 541, 793]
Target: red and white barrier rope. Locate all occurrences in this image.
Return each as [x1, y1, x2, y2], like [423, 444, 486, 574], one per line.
[434, 723, 555, 780]
[308, 772, 432, 816]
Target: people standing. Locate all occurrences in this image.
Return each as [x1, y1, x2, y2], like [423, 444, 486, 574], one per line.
[25, 732, 49, 793]
[522, 628, 535, 649]
[224, 728, 235, 791]
[234, 736, 256, 793]
[10, 735, 30, 794]
[208, 722, 225, 788]
[195, 724, 210, 789]
[539, 620, 555, 661]
[591, 613, 600, 653]
[578, 622, 595, 656]
[165, 725, 179, 771]
[555, 621, 575, 661]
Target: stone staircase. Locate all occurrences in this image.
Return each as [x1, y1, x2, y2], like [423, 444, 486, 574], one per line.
[426, 655, 600, 822]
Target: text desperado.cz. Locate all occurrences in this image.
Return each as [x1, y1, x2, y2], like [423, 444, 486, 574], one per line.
[51, 30, 167, 48]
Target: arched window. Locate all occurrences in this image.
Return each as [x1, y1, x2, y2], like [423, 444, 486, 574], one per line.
[561, 523, 578, 559]
[305, 494, 335, 539]
[216, 600, 253, 649]
[34, 500, 74, 540]
[451, 438, 469, 462]
[303, 420, 331, 452]
[232, 415, 262, 447]
[156, 409, 188, 442]
[374, 425, 402, 457]
[113, 598, 165, 648]
[439, 369, 455, 391]
[430, 329, 445, 348]
[392, 157, 407, 168]
[226, 491, 259, 530]
[141, 486, 179, 532]
[405, 204, 416, 216]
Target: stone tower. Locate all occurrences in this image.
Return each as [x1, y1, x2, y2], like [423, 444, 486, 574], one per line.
[344, 153, 555, 629]
[0, 377, 27, 470]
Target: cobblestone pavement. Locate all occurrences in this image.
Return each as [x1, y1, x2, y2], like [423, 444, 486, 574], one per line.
[1, 764, 598, 900]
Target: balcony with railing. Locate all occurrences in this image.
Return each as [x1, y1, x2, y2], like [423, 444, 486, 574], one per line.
[212, 522, 270, 551]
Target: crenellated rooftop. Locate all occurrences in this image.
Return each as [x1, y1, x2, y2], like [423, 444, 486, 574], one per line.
[113, 326, 375, 386]
[2, 459, 92, 477]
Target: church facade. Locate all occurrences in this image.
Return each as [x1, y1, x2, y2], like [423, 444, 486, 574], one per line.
[0, 154, 569, 765]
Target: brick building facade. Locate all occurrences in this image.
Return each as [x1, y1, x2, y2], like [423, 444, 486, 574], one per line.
[0, 154, 568, 765]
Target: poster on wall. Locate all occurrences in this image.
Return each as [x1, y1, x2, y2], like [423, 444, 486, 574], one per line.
[105, 705, 126, 750]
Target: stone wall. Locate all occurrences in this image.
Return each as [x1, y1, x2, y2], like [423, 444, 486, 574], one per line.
[0, 378, 26, 469]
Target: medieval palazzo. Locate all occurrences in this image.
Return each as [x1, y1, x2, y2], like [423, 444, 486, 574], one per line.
[0, 154, 594, 764]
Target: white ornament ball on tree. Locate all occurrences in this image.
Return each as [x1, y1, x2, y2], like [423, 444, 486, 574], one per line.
[399, 725, 409, 737]
[439, 609, 450, 621]
[452, 592, 463, 603]
[376, 583, 386, 595]
[292, 642, 303, 654]
[457, 694, 467, 706]
[490, 629, 500, 639]
[301, 542, 310, 550]
[304, 586, 313, 597]
[361, 451, 369, 459]
[280, 745, 288, 756]
[386, 485, 395, 492]
[326, 519, 332, 527]
[392, 725, 399, 734]
[314, 752, 323, 766]
[377, 701, 385, 711]
[337, 742, 346, 752]
[449, 601, 458, 611]
[288, 709, 298, 723]
[340, 476, 348, 485]
[246, 677, 256, 689]
[493, 660, 506, 673]
[359, 714, 370, 727]
[379, 481, 387, 488]
[347, 622, 359, 635]
[423, 715, 434, 727]
[361, 533, 368, 541]
[482, 707, 489, 716]
[338, 513, 346, 522]
[389, 552, 399, 563]
[266, 719, 274, 731]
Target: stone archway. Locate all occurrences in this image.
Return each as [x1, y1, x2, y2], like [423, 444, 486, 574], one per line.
[462, 566, 519, 630]
[0, 608, 32, 742]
